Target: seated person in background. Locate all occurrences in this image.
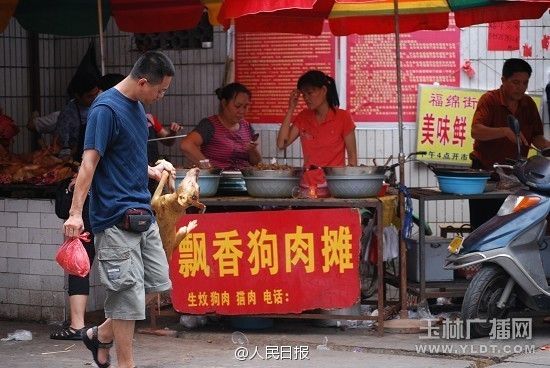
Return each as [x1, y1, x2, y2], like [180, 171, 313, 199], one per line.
[277, 70, 357, 196]
[56, 73, 100, 161]
[180, 82, 262, 170]
[469, 58, 550, 229]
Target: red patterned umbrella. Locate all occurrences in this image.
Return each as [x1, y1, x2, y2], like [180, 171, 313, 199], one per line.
[209, 0, 549, 35]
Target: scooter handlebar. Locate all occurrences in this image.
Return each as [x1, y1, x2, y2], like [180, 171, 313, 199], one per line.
[406, 151, 427, 160]
[493, 164, 514, 170]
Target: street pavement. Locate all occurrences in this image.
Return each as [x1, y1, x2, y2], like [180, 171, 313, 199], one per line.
[1, 315, 549, 368]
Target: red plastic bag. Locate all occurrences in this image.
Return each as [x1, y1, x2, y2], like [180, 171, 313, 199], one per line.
[298, 167, 330, 198]
[55, 232, 91, 277]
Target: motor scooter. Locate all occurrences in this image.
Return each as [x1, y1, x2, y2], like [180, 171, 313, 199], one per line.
[445, 115, 550, 337]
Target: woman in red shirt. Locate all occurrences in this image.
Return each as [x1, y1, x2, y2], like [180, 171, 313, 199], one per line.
[277, 70, 357, 196]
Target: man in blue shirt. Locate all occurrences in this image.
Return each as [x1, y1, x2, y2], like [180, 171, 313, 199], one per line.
[63, 51, 175, 368]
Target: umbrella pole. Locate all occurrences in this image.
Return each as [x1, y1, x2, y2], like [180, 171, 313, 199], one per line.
[97, 0, 106, 75]
[392, 0, 409, 320]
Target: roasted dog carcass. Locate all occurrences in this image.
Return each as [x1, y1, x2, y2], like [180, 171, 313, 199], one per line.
[151, 161, 205, 261]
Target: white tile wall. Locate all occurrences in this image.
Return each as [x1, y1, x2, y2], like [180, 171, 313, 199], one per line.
[0, 199, 102, 322]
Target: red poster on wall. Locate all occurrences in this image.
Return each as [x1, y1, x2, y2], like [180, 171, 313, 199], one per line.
[347, 25, 460, 123]
[170, 208, 361, 315]
[488, 21, 520, 51]
[235, 26, 336, 123]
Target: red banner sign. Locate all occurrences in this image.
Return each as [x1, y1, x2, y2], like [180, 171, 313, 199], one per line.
[235, 27, 336, 123]
[170, 208, 361, 315]
[488, 21, 520, 51]
[347, 25, 460, 123]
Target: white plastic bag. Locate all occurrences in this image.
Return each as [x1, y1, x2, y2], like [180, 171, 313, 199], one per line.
[1, 330, 32, 341]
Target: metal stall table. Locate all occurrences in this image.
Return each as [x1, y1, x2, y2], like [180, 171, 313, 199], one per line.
[407, 188, 510, 303]
[200, 195, 387, 336]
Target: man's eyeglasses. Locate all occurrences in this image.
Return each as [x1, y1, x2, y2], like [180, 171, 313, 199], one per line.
[144, 79, 168, 97]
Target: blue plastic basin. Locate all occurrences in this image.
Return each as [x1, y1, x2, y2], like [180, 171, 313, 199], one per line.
[436, 175, 489, 195]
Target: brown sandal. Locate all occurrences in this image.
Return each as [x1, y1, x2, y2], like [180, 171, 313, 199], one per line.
[82, 326, 113, 368]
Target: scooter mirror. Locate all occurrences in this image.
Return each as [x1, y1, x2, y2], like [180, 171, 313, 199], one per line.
[507, 115, 521, 159]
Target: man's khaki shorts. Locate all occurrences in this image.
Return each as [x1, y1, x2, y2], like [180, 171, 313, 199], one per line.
[95, 222, 171, 320]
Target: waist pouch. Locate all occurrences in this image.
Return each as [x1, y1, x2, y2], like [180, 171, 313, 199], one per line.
[119, 208, 152, 233]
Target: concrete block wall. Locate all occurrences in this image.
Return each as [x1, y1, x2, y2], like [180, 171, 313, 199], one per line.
[0, 198, 104, 322]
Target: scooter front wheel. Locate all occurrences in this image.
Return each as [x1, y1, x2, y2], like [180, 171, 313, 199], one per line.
[461, 264, 511, 338]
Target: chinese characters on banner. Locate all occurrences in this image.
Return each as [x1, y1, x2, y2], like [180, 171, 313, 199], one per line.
[488, 21, 520, 51]
[416, 85, 542, 165]
[234, 23, 459, 124]
[235, 27, 335, 123]
[347, 25, 460, 123]
[170, 208, 361, 315]
[417, 85, 480, 165]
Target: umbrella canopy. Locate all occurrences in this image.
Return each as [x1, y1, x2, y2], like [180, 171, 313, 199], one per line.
[1, 0, 209, 35]
[110, 0, 205, 34]
[216, 0, 334, 35]
[11, 0, 110, 36]
[330, 0, 450, 35]
[4, 0, 547, 36]
[213, 0, 550, 35]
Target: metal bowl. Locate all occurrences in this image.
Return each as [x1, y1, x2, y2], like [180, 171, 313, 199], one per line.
[325, 175, 385, 198]
[243, 177, 300, 198]
[323, 166, 386, 176]
[175, 168, 221, 197]
[241, 167, 303, 178]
